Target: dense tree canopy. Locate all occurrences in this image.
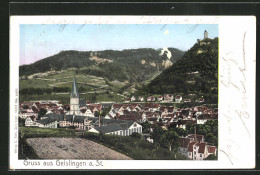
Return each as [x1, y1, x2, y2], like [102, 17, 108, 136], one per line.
[20, 48, 184, 84]
[138, 37, 218, 104]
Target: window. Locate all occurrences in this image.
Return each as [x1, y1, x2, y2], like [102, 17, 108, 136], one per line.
[200, 154, 202, 157]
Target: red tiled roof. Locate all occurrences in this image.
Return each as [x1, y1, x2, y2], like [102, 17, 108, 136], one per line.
[113, 104, 123, 109]
[196, 142, 207, 154]
[147, 117, 158, 121]
[188, 141, 197, 152]
[116, 112, 142, 122]
[180, 138, 192, 148]
[207, 145, 216, 154]
[187, 134, 204, 142]
[144, 103, 160, 108]
[160, 106, 174, 113]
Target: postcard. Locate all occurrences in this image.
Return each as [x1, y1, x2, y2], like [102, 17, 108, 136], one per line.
[9, 16, 256, 170]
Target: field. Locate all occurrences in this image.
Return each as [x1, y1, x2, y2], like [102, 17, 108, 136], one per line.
[26, 138, 132, 160]
[19, 127, 187, 160]
[19, 70, 128, 103]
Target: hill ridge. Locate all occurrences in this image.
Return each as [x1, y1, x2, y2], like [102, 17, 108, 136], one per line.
[136, 37, 218, 104]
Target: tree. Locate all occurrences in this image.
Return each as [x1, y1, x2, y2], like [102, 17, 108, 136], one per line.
[171, 127, 188, 137]
[38, 108, 47, 120]
[101, 107, 111, 117]
[151, 126, 165, 147]
[205, 154, 217, 160]
[162, 130, 179, 151]
[19, 118, 26, 127]
[130, 132, 142, 139]
[141, 121, 151, 133]
[94, 111, 100, 118]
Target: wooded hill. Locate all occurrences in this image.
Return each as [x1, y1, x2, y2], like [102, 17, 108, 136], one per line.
[20, 48, 184, 84]
[138, 37, 218, 103]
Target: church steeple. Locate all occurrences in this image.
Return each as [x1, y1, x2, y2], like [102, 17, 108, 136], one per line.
[71, 77, 79, 98]
[68, 77, 81, 115]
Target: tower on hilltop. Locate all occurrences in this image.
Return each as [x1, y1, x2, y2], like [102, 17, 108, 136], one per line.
[204, 30, 208, 39]
[69, 77, 80, 115]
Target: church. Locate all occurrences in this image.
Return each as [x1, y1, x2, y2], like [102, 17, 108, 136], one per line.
[24, 77, 142, 135]
[67, 77, 82, 116]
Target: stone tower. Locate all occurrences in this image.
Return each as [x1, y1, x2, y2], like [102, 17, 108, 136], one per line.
[204, 30, 208, 39]
[69, 77, 80, 115]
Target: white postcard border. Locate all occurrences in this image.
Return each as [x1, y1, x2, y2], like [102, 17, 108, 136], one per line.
[9, 16, 256, 170]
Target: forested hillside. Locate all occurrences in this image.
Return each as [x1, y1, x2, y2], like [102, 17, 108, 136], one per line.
[20, 48, 184, 84]
[138, 37, 218, 103]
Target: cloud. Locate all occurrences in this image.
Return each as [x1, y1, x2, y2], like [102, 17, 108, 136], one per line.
[164, 29, 169, 35]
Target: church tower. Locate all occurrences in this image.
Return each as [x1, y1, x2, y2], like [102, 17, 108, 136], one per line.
[69, 77, 80, 115]
[204, 30, 208, 39]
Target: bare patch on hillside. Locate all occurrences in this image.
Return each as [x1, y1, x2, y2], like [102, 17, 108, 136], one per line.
[26, 138, 132, 160]
[89, 56, 113, 64]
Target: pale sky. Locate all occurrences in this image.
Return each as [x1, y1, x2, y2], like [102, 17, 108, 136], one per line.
[20, 24, 218, 65]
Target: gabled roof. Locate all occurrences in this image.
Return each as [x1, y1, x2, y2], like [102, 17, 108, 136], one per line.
[188, 141, 197, 152]
[207, 145, 216, 154]
[144, 103, 160, 108]
[94, 124, 123, 133]
[196, 142, 207, 154]
[117, 112, 142, 122]
[187, 134, 204, 142]
[180, 137, 192, 148]
[92, 119, 136, 133]
[65, 115, 86, 123]
[71, 77, 79, 98]
[38, 113, 64, 125]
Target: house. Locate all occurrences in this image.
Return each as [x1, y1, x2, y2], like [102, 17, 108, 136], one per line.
[160, 106, 174, 117]
[144, 103, 160, 112]
[82, 108, 95, 118]
[116, 111, 142, 122]
[139, 96, 144, 102]
[125, 98, 130, 103]
[197, 113, 218, 124]
[197, 98, 205, 103]
[178, 134, 217, 160]
[25, 116, 38, 126]
[177, 119, 196, 129]
[147, 96, 155, 102]
[164, 94, 174, 102]
[88, 119, 142, 136]
[183, 99, 191, 103]
[157, 96, 163, 102]
[130, 96, 136, 102]
[25, 114, 60, 128]
[175, 95, 182, 103]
